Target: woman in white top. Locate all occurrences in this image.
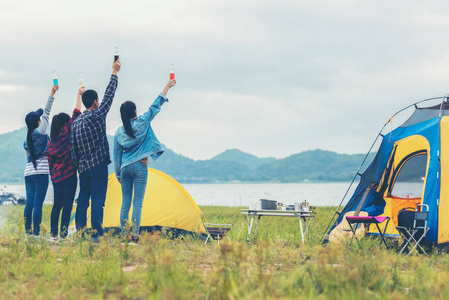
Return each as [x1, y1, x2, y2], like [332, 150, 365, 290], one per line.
[23, 85, 58, 239]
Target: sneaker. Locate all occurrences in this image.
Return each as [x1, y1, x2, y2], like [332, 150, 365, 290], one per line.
[92, 236, 100, 244]
[49, 236, 60, 243]
[130, 235, 139, 245]
[34, 235, 41, 241]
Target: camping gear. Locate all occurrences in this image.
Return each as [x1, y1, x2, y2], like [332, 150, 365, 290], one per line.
[241, 208, 316, 243]
[328, 183, 376, 242]
[251, 199, 277, 210]
[70, 168, 207, 234]
[259, 199, 277, 210]
[286, 205, 295, 211]
[346, 216, 390, 249]
[323, 96, 449, 245]
[396, 204, 429, 254]
[204, 223, 232, 244]
[397, 207, 417, 230]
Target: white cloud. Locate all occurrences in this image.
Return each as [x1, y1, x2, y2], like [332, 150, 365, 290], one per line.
[0, 84, 29, 92]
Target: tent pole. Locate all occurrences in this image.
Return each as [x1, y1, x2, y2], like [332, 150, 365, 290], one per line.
[320, 127, 385, 243]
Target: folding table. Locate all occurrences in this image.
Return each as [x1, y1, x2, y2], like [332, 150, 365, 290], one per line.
[240, 209, 316, 243]
[346, 216, 390, 249]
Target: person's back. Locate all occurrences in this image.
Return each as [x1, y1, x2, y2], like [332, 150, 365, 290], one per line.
[47, 87, 83, 242]
[113, 95, 168, 171]
[71, 60, 121, 243]
[71, 89, 114, 174]
[23, 84, 58, 239]
[114, 80, 175, 242]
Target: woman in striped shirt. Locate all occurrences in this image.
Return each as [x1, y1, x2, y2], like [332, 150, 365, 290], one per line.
[47, 87, 83, 242]
[23, 85, 58, 239]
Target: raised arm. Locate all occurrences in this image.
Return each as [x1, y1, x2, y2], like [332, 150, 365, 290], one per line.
[96, 60, 121, 118]
[142, 80, 176, 122]
[76, 86, 84, 111]
[36, 85, 58, 134]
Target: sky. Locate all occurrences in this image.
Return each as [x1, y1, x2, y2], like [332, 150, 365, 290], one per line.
[2, 1, 449, 160]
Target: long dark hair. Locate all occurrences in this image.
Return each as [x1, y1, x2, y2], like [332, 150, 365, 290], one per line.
[27, 125, 38, 169]
[50, 113, 70, 141]
[120, 101, 137, 138]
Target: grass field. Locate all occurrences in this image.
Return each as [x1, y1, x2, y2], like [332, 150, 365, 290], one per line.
[1, 205, 448, 299]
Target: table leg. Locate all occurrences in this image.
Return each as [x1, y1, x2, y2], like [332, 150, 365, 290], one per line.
[247, 213, 256, 241]
[255, 215, 262, 234]
[303, 216, 314, 243]
[298, 216, 304, 243]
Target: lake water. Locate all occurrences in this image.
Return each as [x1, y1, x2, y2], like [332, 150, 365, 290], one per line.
[0, 181, 424, 208]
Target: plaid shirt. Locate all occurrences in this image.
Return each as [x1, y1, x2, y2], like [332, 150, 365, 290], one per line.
[47, 108, 82, 183]
[71, 75, 118, 173]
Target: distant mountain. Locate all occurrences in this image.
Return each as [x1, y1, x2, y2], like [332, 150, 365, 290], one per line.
[0, 127, 26, 150]
[1, 127, 374, 183]
[210, 149, 276, 169]
[248, 150, 370, 182]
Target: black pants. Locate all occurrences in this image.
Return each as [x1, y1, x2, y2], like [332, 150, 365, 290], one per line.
[51, 175, 77, 238]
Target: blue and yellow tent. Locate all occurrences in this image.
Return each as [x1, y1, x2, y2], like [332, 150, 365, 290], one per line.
[326, 97, 449, 245]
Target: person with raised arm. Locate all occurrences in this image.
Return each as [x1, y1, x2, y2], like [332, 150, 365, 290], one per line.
[114, 79, 176, 243]
[71, 60, 121, 243]
[23, 84, 58, 240]
[47, 87, 84, 242]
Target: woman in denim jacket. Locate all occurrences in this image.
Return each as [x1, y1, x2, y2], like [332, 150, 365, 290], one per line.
[114, 79, 176, 242]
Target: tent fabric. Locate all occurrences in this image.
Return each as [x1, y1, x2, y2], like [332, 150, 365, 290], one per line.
[439, 117, 449, 241]
[71, 168, 207, 234]
[400, 102, 449, 128]
[329, 102, 447, 244]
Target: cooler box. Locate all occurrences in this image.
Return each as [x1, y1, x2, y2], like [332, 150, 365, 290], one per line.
[259, 199, 277, 210]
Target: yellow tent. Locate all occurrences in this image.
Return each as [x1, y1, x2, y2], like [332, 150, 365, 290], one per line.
[71, 168, 207, 234]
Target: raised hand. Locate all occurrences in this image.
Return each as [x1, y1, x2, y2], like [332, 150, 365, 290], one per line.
[162, 80, 176, 95]
[167, 79, 176, 88]
[112, 59, 121, 75]
[50, 85, 59, 97]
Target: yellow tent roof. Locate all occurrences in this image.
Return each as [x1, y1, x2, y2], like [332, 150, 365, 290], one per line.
[75, 168, 207, 234]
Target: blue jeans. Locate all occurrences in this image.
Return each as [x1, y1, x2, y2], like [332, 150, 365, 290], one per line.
[120, 161, 148, 236]
[24, 174, 49, 235]
[75, 162, 108, 238]
[51, 175, 77, 238]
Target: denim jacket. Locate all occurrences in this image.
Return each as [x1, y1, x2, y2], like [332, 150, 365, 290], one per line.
[113, 93, 168, 180]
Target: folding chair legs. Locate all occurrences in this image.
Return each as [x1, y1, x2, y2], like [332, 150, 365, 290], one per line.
[204, 232, 232, 245]
[398, 228, 428, 255]
[406, 230, 428, 255]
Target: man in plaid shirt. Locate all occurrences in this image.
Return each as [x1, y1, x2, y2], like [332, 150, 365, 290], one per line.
[71, 60, 121, 242]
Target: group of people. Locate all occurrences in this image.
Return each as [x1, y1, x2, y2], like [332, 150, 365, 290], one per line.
[23, 60, 176, 243]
